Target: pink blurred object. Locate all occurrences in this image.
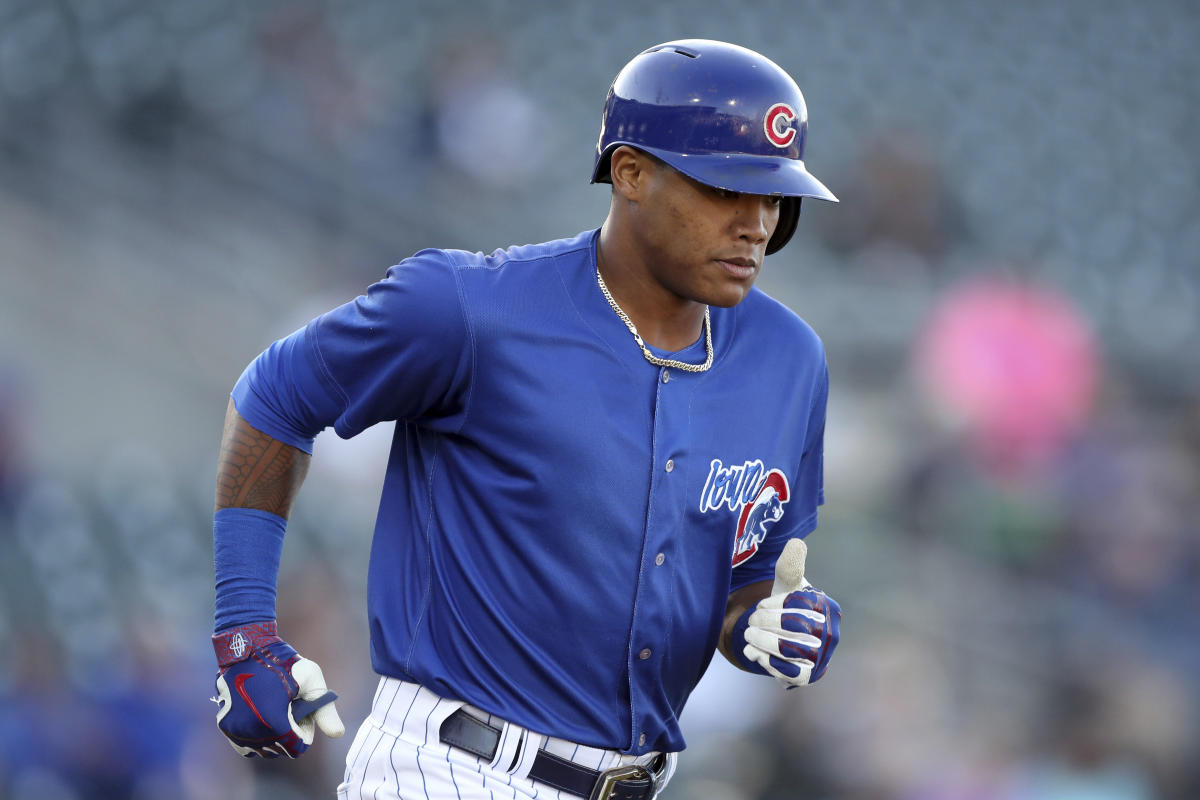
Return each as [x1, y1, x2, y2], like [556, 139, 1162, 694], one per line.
[915, 277, 1101, 473]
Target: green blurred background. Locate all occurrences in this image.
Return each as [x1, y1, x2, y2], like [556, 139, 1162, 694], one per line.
[1, 1, 1197, 798]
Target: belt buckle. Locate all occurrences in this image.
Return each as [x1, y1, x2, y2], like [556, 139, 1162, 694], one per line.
[588, 764, 653, 800]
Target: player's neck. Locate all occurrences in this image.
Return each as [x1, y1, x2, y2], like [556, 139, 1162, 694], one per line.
[596, 226, 707, 352]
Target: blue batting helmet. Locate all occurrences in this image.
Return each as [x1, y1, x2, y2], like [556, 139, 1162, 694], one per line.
[591, 39, 838, 255]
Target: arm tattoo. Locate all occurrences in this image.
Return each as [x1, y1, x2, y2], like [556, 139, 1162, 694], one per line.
[214, 399, 311, 517]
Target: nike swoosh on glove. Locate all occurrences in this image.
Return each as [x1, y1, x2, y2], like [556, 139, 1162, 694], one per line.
[212, 621, 345, 758]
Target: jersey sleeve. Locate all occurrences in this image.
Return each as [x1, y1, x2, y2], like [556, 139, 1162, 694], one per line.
[729, 358, 828, 591]
[792, 361, 828, 517]
[231, 250, 473, 452]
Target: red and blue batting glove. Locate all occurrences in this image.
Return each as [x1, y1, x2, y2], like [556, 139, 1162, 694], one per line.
[733, 539, 842, 688]
[212, 621, 345, 758]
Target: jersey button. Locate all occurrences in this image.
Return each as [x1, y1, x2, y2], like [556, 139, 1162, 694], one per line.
[655, 553, 665, 566]
[638, 648, 652, 660]
[639, 733, 647, 747]
[661, 369, 671, 384]
[664, 459, 674, 473]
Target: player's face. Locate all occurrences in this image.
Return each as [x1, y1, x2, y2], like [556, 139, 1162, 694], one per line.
[635, 160, 781, 308]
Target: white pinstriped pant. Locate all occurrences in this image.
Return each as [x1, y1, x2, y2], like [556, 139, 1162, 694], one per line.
[337, 677, 677, 800]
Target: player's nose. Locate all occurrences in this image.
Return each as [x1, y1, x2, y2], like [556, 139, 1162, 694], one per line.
[732, 195, 778, 245]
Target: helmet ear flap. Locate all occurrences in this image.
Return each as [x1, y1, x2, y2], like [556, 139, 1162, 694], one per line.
[592, 146, 614, 185]
[766, 197, 801, 255]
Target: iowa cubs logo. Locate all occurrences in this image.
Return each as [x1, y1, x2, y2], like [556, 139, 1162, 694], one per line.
[764, 103, 797, 148]
[699, 459, 791, 566]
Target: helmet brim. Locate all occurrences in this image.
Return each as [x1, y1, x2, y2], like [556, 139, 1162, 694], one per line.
[593, 143, 838, 204]
[651, 147, 839, 204]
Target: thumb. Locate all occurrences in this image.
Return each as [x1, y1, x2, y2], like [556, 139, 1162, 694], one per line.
[313, 700, 345, 739]
[292, 657, 346, 739]
[772, 538, 810, 595]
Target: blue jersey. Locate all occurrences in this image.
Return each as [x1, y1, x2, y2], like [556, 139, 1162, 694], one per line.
[232, 229, 828, 755]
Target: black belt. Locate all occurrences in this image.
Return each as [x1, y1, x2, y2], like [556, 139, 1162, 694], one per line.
[439, 708, 659, 800]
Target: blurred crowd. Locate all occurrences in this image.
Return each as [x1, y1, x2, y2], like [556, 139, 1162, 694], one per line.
[1, 1, 1197, 799]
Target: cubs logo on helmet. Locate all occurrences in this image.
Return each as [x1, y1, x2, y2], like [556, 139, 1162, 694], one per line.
[764, 103, 797, 148]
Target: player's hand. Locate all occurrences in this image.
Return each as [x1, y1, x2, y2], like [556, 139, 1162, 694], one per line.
[737, 538, 841, 689]
[212, 621, 345, 758]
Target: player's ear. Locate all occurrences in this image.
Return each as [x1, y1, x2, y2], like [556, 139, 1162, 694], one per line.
[609, 146, 651, 201]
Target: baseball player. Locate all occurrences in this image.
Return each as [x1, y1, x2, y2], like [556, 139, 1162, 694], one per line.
[211, 39, 842, 800]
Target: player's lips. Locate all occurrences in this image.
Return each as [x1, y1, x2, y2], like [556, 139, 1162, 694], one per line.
[715, 256, 758, 279]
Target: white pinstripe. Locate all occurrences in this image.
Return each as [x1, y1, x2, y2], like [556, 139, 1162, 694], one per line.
[336, 678, 676, 800]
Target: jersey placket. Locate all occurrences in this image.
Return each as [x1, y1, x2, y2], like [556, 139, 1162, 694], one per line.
[625, 365, 693, 753]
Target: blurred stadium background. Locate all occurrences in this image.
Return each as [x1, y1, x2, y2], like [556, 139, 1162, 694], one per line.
[1, 0, 1198, 798]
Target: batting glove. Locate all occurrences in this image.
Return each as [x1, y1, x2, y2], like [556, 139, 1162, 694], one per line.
[212, 620, 345, 758]
[733, 538, 841, 688]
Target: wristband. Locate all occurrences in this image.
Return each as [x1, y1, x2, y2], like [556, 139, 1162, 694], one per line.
[214, 507, 286, 633]
[213, 620, 286, 667]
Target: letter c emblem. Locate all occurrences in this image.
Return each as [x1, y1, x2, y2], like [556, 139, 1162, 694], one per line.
[764, 103, 797, 148]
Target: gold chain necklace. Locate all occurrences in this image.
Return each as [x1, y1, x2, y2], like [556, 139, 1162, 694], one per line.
[596, 267, 714, 373]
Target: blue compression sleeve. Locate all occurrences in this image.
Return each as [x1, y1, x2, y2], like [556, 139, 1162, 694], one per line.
[213, 507, 286, 633]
